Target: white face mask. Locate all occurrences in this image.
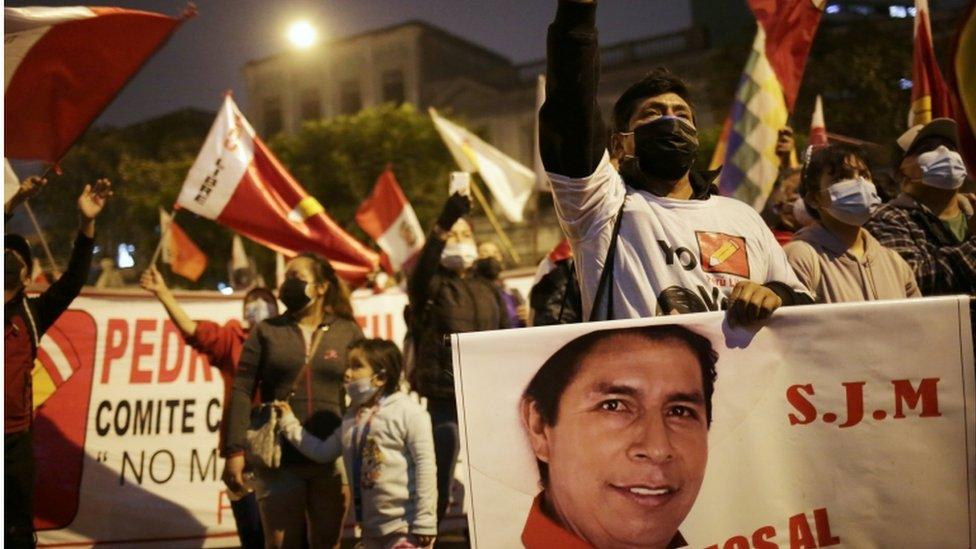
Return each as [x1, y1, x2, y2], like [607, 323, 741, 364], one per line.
[345, 376, 380, 406]
[825, 177, 882, 227]
[244, 299, 273, 327]
[917, 146, 968, 190]
[440, 241, 477, 271]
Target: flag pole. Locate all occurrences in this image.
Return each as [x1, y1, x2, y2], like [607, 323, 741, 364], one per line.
[469, 179, 521, 264]
[151, 208, 177, 266]
[23, 200, 61, 276]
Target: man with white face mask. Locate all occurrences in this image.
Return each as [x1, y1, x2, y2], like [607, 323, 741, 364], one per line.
[407, 191, 507, 528]
[785, 145, 920, 303]
[864, 118, 975, 302]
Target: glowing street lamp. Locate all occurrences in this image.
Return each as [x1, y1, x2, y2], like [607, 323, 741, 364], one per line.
[287, 20, 318, 50]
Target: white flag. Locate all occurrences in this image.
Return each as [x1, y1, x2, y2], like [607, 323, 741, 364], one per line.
[158, 208, 173, 264]
[231, 234, 249, 271]
[534, 74, 549, 192]
[5, 159, 20, 203]
[429, 108, 534, 223]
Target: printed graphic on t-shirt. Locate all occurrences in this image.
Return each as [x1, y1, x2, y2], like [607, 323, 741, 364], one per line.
[696, 231, 750, 278]
[360, 436, 383, 490]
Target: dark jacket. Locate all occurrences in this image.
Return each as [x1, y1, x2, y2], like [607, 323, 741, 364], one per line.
[530, 258, 582, 326]
[5, 232, 93, 433]
[408, 233, 507, 402]
[224, 312, 364, 463]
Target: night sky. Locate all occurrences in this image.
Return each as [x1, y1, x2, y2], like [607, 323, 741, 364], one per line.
[5, 0, 691, 127]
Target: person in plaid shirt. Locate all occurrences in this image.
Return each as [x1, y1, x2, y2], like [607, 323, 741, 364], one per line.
[864, 118, 975, 301]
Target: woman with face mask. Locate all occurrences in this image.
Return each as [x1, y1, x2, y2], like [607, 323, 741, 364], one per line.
[139, 266, 278, 549]
[784, 144, 921, 303]
[222, 253, 365, 549]
[406, 191, 507, 529]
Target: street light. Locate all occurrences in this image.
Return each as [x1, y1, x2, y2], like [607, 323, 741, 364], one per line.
[287, 20, 318, 50]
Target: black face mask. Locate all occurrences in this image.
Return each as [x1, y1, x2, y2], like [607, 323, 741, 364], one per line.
[630, 116, 699, 183]
[279, 277, 312, 312]
[474, 257, 502, 280]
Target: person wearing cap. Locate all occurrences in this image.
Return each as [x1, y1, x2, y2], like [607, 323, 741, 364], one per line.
[864, 118, 975, 302]
[785, 144, 921, 303]
[5, 178, 112, 549]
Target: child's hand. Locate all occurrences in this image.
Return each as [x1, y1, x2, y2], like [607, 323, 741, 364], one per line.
[415, 534, 435, 548]
[271, 400, 294, 418]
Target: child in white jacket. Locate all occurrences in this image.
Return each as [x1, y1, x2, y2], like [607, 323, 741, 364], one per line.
[275, 339, 437, 549]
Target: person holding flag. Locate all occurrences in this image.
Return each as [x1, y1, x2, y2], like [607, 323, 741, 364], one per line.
[5, 178, 112, 549]
[139, 265, 277, 549]
[539, 0, 811, 324]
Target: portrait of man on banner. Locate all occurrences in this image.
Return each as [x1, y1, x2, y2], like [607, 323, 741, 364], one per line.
[518, 325, 717, 549]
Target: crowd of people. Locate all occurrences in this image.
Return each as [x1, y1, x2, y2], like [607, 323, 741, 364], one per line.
[5, 1, 975, 548]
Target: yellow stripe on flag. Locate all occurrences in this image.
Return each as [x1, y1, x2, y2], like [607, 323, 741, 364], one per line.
[32, 360, 56, 409]
[289, 196, 324, 222]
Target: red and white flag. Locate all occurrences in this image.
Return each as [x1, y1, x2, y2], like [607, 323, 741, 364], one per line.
[355, 168, 425, 273]
[531, 238, 574, 286]
[809, 94, 828, 149]
[4, 6, 190, 163]
[176, 96, 378, 284]
[159, 209, 207, 282]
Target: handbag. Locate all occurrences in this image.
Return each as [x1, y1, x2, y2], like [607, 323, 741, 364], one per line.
[244, 325, 328, 469]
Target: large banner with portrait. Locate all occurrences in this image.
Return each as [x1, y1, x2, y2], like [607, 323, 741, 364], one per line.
[32, 288, 409, 548]
[452, 296, 976, 548]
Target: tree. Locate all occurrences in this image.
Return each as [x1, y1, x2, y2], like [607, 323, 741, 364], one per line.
[269, 102, 457, 240]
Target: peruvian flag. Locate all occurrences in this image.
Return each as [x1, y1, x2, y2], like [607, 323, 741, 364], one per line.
[176, 96, 378, 283]
[5, 6, 191, 163]
[159, 209, 207, 282]
[809, 95, 828, 149]
[910, 0, 952, 126]
[355, 168, 425, 273]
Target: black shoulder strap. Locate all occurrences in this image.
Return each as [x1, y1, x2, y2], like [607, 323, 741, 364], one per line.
[588, 201, 626, 322]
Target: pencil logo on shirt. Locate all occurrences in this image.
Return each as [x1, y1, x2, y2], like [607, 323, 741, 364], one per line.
[696, 231, 750, 278]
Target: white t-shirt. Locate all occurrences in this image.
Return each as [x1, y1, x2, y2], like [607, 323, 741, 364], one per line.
[549, 152, 811, 320]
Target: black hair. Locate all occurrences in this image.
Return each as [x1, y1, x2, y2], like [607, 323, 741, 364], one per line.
[5, 233, 32, 270]
[243, 287, 279, 317]
[522, 325, 718, 484]
[294, 253, 354, 321]
[348, 338, 402, 397]
[799, 143, 870, 220]
[612, 67, 694, 132]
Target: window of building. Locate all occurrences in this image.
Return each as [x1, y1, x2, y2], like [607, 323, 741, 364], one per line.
[381, 70, 406, 105]
[300, 88, 321, 121]
[263, 96, 283, 135]
[339, 79, 362, 115]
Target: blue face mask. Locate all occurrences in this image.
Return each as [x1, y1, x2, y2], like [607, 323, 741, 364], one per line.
[918, 146, 968, 190]
[825, 177, 881, 226]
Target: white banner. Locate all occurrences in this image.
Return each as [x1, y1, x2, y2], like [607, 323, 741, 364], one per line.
[452, 297, 976, 548]
[33, 288, 408, 547]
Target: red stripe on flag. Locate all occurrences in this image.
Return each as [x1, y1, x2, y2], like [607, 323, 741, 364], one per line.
[167, 220, 208, 282]
[5, 10, 185, 163]
[355, 168, 409, 239]
[911, 9, 952, 123]
[748, 0, 823, 111]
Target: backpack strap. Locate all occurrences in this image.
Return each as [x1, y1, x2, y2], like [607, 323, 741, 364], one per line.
[588, 201, 627, 322]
